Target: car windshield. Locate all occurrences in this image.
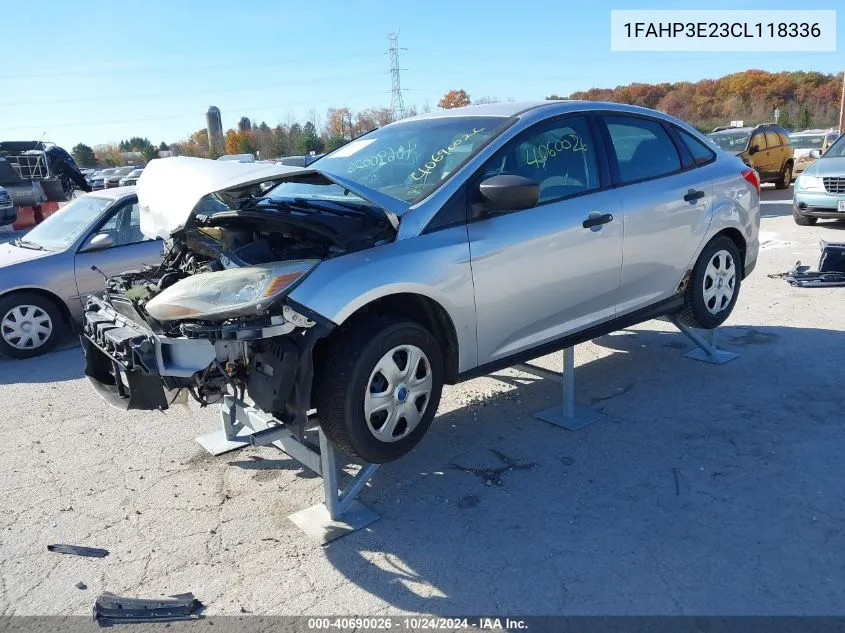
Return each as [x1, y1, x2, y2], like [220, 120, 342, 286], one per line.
[114, 167, 133, 176]
[708, 130, 751, 151]
[22, 195, 112, 251]
[790, 135, 825, 149]
[302, 116, 509, 204]
[823, 135, 845, 158]
[97, 169, 115, 177]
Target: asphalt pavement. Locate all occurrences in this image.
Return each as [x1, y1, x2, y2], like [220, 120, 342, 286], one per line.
[1, 184, 845, 616]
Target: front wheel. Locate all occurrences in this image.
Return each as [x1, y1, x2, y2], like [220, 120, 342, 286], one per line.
[677, 236, 742, 329]
[792, 205, 817, 226]
[0, 293, 63, 359]
[314, 316, 444, 463]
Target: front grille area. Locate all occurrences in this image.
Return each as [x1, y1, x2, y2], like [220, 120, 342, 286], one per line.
[823, 177, 845, 194]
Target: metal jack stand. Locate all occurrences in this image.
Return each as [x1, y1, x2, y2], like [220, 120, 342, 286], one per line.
[514, 347, 604, 431]
[197, 396, 380, 545]
[665, 316, 739, 365]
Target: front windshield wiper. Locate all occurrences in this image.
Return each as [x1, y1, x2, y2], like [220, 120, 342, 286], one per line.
[13, 238, 47, 251]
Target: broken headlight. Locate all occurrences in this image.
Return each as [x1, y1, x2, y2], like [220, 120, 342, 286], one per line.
[145, 260, 318, 321]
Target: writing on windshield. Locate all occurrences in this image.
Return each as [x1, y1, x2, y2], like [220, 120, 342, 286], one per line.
[410, 128, 486, 182]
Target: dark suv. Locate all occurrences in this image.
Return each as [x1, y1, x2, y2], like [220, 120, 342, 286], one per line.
[708, 124, 794, 189]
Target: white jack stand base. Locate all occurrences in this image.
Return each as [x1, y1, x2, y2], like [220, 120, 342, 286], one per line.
[197, 396, 380, 545]
[515, 347, 604, 431]
[666, 316, 739, 365]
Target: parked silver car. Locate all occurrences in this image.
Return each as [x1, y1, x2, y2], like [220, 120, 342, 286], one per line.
[0, 187, 161, 358]
[792, 133, 845, 225]
[81, 101, 760, 462]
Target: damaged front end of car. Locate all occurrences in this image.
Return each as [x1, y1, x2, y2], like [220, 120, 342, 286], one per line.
[81, 157, 397, 428]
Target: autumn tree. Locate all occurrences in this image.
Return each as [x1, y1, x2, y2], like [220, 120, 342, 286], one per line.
[438, 89, 471, 109]
[352, 108, 391, 136]
[325, 107, 352, 139]
[224, 129, 240, 155]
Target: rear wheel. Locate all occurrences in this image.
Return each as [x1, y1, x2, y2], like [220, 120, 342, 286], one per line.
[775, 163, 792, 190]
[677, 236, 742, 329]
[0, 293, 63, 359]
[792, 205, 817, 226]
[314, 316, 444, 463]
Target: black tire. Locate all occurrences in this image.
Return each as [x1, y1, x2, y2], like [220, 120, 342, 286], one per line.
[314, 316, 444, 463]
[792, 205, 817, 226]
[775, 162, 792, 190]
[677, 236, 742, 329]
[0, 292, 63, 359]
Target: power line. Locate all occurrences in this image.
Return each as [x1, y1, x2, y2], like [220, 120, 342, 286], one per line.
[0, 71, 389, 107]
[6, 91, 392, 132]
[388, 32, 406, 122]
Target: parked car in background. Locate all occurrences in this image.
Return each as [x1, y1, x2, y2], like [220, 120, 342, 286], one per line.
[0, 185, 16, 227]
[104, 166, 136, 189]
[790, 129, 840, 176]
[792, 133, 845, 225]
[81, 101, 759, 463]
[0, 187, 161, 358]
[708, 124, 794, 189]
[119, 167, 144, 187]
[90, 168, 116, 190]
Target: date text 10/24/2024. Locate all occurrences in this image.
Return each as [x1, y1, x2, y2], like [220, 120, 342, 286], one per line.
[306, 617, 529, 630]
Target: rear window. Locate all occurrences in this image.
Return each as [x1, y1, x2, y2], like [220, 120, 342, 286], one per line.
[676, 128, 715, 165]
[765, 131, 781, 148]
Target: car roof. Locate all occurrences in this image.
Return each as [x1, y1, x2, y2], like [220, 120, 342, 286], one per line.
[399, 99, 709, 123]
[85, 186, 136, 201]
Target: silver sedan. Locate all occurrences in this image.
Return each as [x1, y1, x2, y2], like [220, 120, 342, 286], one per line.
[0, 187, 161, 358]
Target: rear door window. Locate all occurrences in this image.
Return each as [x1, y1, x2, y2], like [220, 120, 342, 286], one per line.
[765, 131, 781, 148]
[603, 116, 681, 183]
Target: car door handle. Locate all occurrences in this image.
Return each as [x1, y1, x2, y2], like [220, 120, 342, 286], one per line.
[582, 213, 614, 229]
[684, 189, 706, 202]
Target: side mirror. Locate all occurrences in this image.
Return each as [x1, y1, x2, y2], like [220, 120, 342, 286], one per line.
[809, 149, 822, 159]
[80, 233, 115, 252]
[748, 144, 759, 155]
[478, 175, 540, 213]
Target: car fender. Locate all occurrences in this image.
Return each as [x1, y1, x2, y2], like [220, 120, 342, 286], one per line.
[686, 177, 759, 277]
[288, 225, 478, 373]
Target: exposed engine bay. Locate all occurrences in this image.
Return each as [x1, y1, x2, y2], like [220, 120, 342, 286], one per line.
[82, 174, 395, 429]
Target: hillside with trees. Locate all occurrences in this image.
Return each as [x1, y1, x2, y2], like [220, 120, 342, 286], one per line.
[549, 70, 843, 132]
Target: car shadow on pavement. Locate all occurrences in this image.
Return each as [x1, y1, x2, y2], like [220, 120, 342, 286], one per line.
[0, 341, 83, 384]
[321, 323, 845, 615]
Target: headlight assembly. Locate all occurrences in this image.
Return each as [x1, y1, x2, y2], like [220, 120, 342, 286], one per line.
[145, 260, 319, 321]
[796, 174, 825, 192]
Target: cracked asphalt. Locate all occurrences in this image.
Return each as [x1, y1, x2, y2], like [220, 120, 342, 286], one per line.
[2, 185, 844, 616]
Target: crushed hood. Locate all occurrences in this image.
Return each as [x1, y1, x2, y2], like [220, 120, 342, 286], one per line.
[138, 157, 402, 240]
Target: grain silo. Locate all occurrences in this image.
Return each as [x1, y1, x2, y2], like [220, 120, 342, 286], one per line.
[206, 106, 224, 153]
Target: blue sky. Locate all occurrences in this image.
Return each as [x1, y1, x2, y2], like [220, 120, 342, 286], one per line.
[1, 0, 841, 150]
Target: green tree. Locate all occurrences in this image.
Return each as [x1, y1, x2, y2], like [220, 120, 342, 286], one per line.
[141, 145, 158, 162]
[325, 135, 347, 151]
[159, 141, 168, 151]
[778, 107, 793, 130]
[295, 122, 324, 154]
[71, 143, 96, 166]
[238, 134, 255, 155]
[272, 125, 290, 158]
[797, 107, 812, 130]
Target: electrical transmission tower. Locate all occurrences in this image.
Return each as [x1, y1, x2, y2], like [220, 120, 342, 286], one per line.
[388, 32, 405, 121]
